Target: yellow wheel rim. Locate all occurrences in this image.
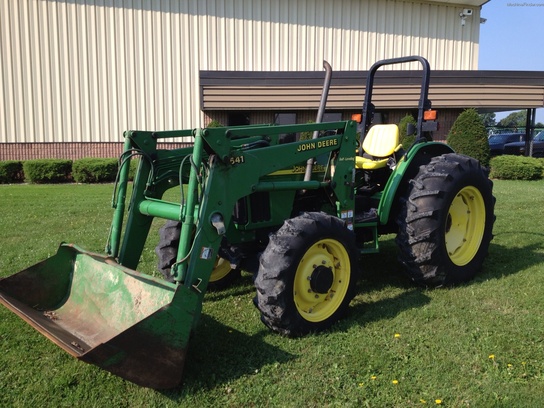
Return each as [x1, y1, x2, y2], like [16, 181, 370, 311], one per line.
[445, 186, 486, 266]
[293, 239, 351, 322]
[210, 257, 232, 283]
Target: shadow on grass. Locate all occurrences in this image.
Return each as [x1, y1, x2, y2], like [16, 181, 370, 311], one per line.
[339, 234, 544, 331]
[345, 240, 431, 330]
[356, 237, 412, 293]
[160, 314, 295, 399]
[355, 232, 544, 292]
[344, 288, 432, 334]
[203, 273, 256, 302]
[476, 237, 544, 283]
[160, 234, 543, 399]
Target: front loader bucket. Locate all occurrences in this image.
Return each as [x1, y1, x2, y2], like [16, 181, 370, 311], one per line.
[0, 243, 200, 389]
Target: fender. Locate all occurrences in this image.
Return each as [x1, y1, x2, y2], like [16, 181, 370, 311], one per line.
[378, 141, 455, 225]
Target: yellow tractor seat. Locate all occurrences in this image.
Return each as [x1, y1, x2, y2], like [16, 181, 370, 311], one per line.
[355, 124, 401, 170]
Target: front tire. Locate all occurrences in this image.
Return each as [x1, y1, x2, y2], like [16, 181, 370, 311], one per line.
[254, 212, 360, 337]
[155, 220, 241, 290]
[396, 153, 495, 287]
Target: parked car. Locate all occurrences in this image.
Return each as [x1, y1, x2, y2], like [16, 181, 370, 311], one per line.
[503, 130, 544, 157]
[488, 133, 524, 156]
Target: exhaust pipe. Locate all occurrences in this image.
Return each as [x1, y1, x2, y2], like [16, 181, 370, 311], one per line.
[304, 60, 333, 182]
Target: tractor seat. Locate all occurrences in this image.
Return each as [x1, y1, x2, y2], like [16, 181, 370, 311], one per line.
[355, 124, 401, 170]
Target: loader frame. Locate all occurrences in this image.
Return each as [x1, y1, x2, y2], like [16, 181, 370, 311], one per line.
[108, 120, 361, 290]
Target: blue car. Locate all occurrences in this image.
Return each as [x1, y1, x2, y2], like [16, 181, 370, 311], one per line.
[488, 133, 523, 156]
[503, 131, 544, 158]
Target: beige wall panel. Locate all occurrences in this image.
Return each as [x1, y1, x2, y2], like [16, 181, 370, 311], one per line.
[1, 0, 481, 144]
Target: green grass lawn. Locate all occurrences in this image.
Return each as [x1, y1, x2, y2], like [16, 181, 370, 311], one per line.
[1, 180, 543, 407]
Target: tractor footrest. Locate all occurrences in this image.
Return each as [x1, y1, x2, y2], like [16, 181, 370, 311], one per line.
[354, 208, 378, 223]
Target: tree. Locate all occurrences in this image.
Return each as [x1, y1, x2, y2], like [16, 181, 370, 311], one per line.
[447, 108, 490, 168]
[398, 114, 417, 150]
[498, 110, 526, 128]
[479, 112, 496, 127]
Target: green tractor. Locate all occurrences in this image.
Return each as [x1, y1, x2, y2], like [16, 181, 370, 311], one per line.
[0, 56, 495, 388]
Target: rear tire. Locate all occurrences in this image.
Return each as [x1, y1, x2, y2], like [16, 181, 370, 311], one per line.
[396, 153, 495, 287]
[254, 212, 360, 337]
[155, 220, 241, 290]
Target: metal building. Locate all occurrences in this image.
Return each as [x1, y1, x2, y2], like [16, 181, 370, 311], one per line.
[0, 0, 522, 160]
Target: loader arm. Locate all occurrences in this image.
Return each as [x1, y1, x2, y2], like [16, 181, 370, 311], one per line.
[110, 120, 359, 290]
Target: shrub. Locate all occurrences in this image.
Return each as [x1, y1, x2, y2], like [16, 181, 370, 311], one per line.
[299, 120, 316, 141]
[128, 158, 139, 181]
[0, 161, 24, 183]
[207, 120, 223, 128]
[72, 158, 118, 183]
[490, 155, 543, 180]
[447, 108, 491, 167]
[398, 114, 417, 150]
[111, 157, 140, 182]
[23, 159, 72, 183]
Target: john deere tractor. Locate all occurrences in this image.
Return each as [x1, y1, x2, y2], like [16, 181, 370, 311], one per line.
[0, 56, 495, 388]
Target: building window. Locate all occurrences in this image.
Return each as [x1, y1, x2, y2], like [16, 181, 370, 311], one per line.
[228, 112, 250, 126]
[275, 113, 297, 125]
[322, 112, 342, 122]
[275, 113, 297, 143]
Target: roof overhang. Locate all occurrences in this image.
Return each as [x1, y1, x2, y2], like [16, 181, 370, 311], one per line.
[200, 70, 544, 113]
[429, 0, 489, 6]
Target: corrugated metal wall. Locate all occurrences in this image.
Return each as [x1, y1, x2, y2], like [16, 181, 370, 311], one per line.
[0, 0, 480, 144]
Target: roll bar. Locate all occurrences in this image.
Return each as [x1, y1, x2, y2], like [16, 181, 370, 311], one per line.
[359, 56, 432, 155]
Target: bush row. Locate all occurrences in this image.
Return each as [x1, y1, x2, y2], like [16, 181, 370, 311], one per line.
[489, 155, 544, 180]
[1, 154, 542, 183]
[72, 158, 119, 183]
[0, 158, 138, 184]
[0, 161, 25, 183]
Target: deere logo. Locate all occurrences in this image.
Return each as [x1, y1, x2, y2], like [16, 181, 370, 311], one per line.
[270, 164, 327, 176]
[296, 138, 338, 152]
